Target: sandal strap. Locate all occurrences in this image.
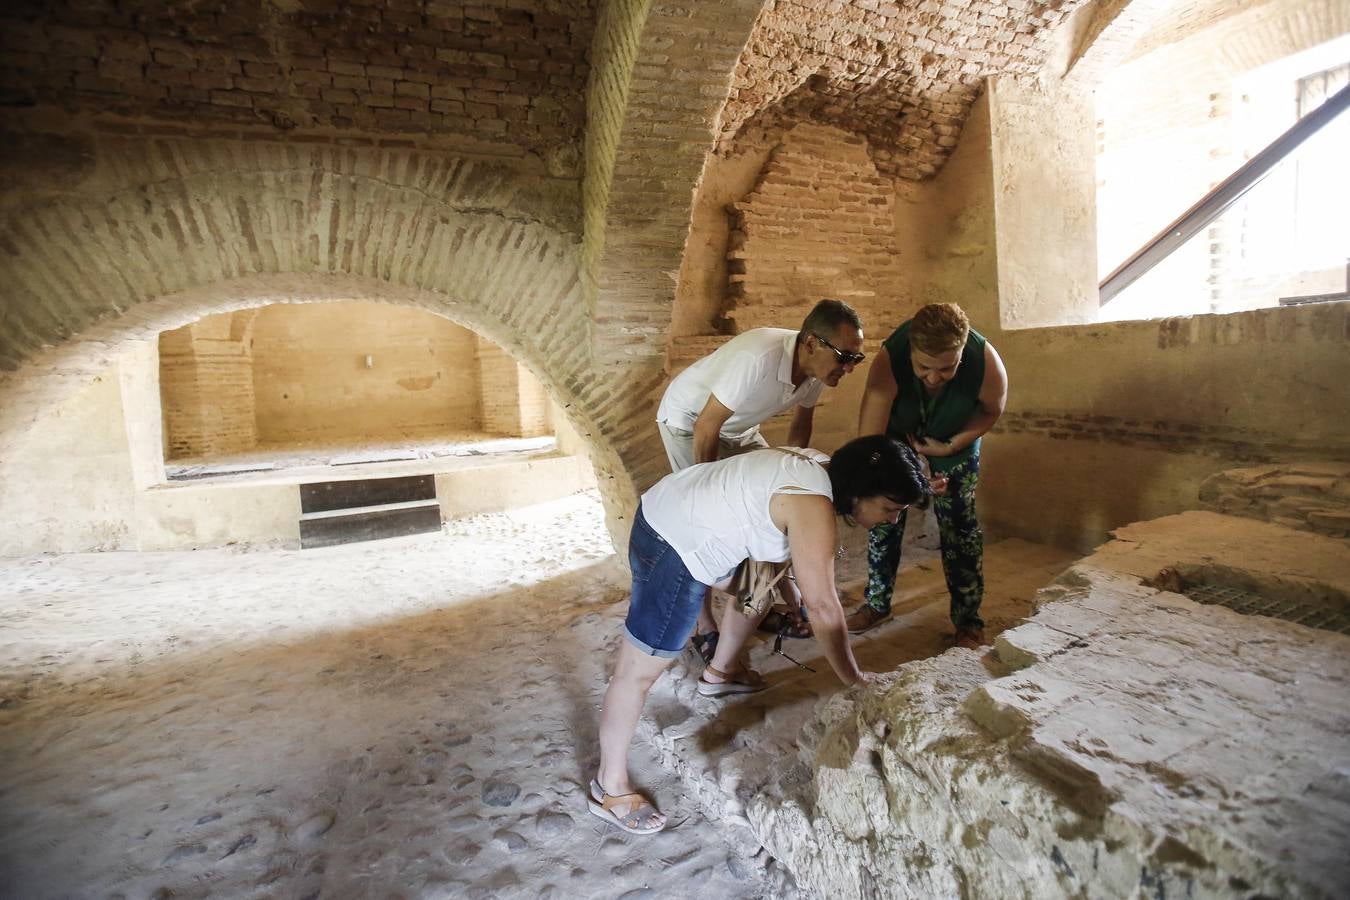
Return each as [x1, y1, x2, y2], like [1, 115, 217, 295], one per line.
[601, 791, 657, 825]
[703, 661, 763, 684]
[704, 662, 734, 680]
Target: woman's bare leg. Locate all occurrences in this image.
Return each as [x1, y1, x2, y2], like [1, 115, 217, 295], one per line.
[695, 588, 718, 635]
[706, 600, 771, 680]
[596, 640, 673, 828]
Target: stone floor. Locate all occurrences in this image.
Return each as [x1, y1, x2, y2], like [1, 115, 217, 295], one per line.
[15, 491, 1328, 899]
[0, 484, 1076, 899]
[0, 492, 794, 899]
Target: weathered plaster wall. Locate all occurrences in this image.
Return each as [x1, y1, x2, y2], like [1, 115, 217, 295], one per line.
[436, 454, 595, 518]
[251, 302, 483, 445]
[0, 366, 138, 555]
[851, 88, 1348, 555]
[986, 303, 1350, 551]
[989, 76, 1098, 329]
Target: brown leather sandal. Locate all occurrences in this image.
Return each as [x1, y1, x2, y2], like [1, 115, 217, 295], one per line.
[587, 779, 665, 834]
[697, 661, 767, 697]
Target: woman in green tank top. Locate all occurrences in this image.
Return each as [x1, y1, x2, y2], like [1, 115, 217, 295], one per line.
[848, 303, 1009, 647]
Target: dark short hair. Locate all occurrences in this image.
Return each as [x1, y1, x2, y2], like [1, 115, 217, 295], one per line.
[798, 298, 863, 344]
[828, 435, 931, 515]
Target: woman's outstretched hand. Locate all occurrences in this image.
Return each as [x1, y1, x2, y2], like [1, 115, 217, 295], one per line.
[852, 671, 879, 688]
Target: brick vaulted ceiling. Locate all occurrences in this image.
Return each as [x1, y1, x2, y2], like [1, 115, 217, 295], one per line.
[718, 0, 1087, 180]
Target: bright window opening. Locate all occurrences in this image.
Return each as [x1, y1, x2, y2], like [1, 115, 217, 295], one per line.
[1097, 26, 1350, 322]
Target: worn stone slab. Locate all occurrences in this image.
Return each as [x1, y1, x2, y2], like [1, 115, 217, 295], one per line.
[743, 518, 1350, 900]
[1199, 462, 1350, 537]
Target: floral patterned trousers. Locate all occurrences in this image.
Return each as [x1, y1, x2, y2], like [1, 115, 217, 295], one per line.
[863, 453, 984, 629]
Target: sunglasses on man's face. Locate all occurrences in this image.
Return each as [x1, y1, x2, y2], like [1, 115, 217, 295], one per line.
[815, 334, 866, 366]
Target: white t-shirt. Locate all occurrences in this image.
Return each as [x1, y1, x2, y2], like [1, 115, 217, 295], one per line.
[640, 447, 832, 584]
[656, 329, 825, 440]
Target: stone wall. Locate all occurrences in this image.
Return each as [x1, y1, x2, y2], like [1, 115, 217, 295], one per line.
[984, 302, 1350, 552]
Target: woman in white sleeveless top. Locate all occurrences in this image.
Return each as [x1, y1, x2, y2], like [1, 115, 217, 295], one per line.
[589, 435, 935, 834]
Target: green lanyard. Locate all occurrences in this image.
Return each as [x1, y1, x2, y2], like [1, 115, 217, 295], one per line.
[915, 376, 944, 439]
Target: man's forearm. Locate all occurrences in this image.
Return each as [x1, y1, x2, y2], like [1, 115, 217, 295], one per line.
[691, 427, 721, 464]
[786, 423, 812, 448]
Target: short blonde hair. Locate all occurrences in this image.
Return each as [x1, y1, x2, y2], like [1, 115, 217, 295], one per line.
[909, 303, 969, 356]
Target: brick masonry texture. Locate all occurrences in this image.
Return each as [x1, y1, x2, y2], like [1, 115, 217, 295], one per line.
[716, 0, 1088, 180]
[475, 333, 552, 437]
[0, 137, 586, 372]
[1127, 0, 1266, 60]
[725, 122, 909, 334]
[159, 313, 260, 459]
[0, 0, 596, 160]
[586, 0, 765, 362]
[995, 411, 1350, 461]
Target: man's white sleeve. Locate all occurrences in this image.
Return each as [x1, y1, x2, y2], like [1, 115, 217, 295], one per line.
[707, 351, 770, 414]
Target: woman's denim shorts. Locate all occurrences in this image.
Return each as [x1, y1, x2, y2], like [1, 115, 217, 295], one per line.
[625, 504, 709, 658]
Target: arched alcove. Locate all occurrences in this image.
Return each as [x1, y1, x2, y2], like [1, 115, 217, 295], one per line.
[0, 274, 637, 555]
[0, 135, 674, 555]
[158, 301, 569, 462]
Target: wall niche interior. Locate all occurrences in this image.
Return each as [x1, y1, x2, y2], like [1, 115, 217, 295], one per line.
[159, 301, 556, 462]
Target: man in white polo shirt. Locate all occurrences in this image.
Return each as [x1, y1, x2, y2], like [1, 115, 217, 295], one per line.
[656, 298, 866, 643]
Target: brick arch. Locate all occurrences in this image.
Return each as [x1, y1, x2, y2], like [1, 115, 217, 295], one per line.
[715, 0, 1088, 180]
[0, 138, 670, 546]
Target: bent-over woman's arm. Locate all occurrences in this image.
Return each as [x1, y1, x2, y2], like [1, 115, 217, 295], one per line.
[774, 492, 867, 686]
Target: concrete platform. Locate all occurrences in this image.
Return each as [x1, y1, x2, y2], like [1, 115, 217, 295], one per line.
[134, 440, 596, 551]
